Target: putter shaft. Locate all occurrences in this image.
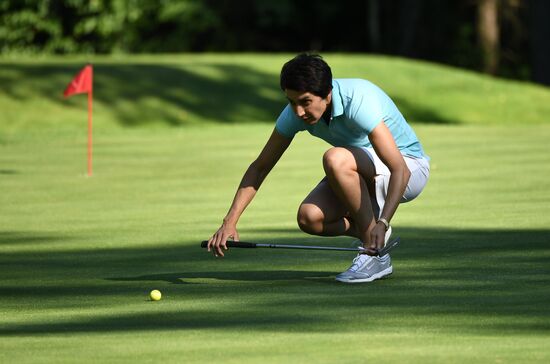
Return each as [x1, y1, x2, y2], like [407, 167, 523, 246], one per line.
[201, 237, 400, 256]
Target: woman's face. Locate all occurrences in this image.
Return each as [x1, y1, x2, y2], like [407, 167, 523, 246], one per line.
[285, 89, 332, 125]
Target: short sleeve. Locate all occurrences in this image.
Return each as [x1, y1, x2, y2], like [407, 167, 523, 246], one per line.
[275, 104, 306, 139]
[350, 93, 384, 133]
[344, 80, 388, 133]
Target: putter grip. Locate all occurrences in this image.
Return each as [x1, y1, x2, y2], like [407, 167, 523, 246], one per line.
[200, 240, 257, 248]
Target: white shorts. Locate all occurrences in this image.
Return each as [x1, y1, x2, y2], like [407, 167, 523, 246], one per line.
[361, 147, 430, 217]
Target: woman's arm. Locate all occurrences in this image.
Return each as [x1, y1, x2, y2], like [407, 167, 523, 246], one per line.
[368, 121, 411, 251]
[207, 128, 292, 257]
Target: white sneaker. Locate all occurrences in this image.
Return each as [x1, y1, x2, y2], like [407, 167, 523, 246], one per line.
[337, 226, 393, 283]
[335, 254, 392, 283]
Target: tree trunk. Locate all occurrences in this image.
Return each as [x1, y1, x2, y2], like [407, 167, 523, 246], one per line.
[477, 0, 500, 75]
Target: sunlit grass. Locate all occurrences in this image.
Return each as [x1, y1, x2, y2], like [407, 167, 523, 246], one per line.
[1, 122, 549, 363]
[1, 53, 550, 135]
[1, 54, 549, 362]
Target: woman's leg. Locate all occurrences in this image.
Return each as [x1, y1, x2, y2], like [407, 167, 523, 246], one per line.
[297, 178, 358, 237]
[297, 147, 379, 243]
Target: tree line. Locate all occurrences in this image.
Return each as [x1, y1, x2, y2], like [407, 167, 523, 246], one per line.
[1, 0, 549, 85]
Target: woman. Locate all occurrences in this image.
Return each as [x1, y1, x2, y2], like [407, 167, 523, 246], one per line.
[207, 54, 430, 283]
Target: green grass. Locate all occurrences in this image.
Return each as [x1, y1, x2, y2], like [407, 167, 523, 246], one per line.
[2, 53, 550, 134]
[1, 54, 550, 363]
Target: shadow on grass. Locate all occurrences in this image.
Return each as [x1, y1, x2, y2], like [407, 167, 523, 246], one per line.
[0, 227, 549, 335]
[0, 169, 18, 175]
[392, 96, 459, 124]
[0, 63, 282, 126]
[0, 231, 66, 246]
[0, 62, 458, 126]
[108, 270, 336, 285]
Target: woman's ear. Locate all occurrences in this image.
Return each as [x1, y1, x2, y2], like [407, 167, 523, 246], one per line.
[326, 91, 332, 104]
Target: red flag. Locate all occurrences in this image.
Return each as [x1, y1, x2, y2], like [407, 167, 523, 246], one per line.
[63, 64, 94, 176]
[64, 65, 93, 97]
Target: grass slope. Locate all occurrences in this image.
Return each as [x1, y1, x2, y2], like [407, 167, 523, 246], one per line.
[1, 53, 550, 134]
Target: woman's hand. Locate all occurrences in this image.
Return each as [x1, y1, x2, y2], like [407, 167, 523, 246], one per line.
[207, 223, 240, 257]
[366, 222, 387, 255]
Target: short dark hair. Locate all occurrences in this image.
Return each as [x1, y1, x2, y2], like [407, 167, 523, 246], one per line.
[280, 53, 332, 98]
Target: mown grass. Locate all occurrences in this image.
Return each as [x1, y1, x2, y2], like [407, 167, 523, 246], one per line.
[1, 54, 550, 363]
[2, 53, 550, 134]
[1, 124, 550, 363]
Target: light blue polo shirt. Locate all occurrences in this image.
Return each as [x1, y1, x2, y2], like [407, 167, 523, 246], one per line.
[275, 78, 428, 159]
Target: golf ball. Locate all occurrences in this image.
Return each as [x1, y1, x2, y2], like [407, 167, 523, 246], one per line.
[150, 289, 162, 301]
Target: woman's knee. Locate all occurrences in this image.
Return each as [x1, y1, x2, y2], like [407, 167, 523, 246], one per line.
[297, 203, 324, 234]
[322, 147, 353, 175]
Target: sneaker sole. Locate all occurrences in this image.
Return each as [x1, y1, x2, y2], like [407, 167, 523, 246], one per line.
[335, 266, 393, 283]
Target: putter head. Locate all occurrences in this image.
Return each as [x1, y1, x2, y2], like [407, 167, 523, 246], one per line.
[377, 237, 400, 256]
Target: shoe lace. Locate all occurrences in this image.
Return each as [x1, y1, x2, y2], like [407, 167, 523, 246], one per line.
[349, 254, 369, 272]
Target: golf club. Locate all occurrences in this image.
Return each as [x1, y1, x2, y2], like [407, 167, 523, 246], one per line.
[201, 236, 400, 256]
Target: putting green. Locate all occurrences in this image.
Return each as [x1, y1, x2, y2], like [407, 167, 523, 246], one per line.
[1, 123, 549, 363]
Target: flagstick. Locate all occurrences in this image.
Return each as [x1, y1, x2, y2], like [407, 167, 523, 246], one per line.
[63, 64, 94, 177]
[87, 88, 93, 177]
